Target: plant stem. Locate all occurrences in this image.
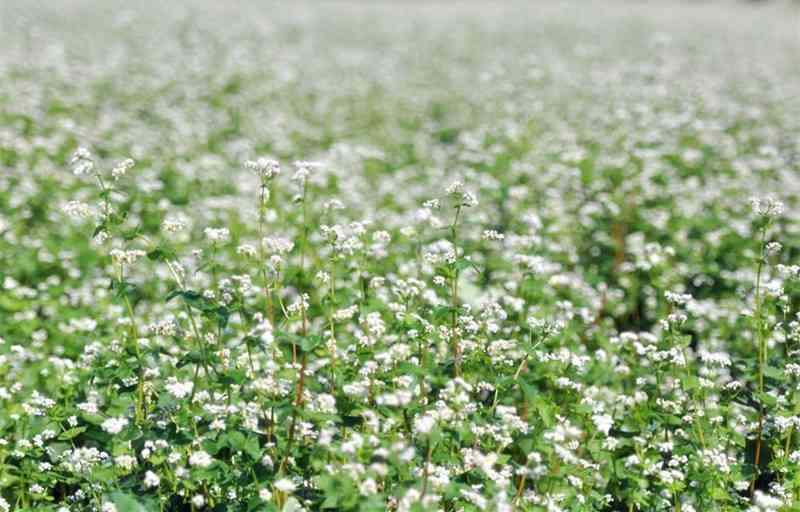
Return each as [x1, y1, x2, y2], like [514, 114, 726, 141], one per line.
[451, 204, 462, 378]
[750, 225, 768, 496]
[281, 176, 311, 472]
[119, 264, 146, 424]
[327, 262, 337, 392]
[166, 260, 213, 402]
[421, 440, 433, 497]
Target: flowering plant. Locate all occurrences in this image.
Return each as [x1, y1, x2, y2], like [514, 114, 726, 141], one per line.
[1, 2, 800, 512]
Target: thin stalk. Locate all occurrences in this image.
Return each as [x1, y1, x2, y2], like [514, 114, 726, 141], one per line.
[252, 179, 280, 437]
[119, 263, 146, 424]
[281, 177, 311, 471]
[420, 440, 433, 497]
[166, 260, 213, 402]
[451, 205, 463, 377]
[257, 180, 276, 327]
[750, 226, 768, 496]
[327, 262, 337, 392]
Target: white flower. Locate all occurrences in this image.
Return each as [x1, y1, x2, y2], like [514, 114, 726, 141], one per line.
[165, 378, 194, 399]
[111, 158, 135, 180]
[359, 478, 378, 496]
[115, 454, 136, 470]
[101, 503, 117, 512]
[237, 244, 257, 257]
[372, 230, 391, 243]
[70, 147, 94, 176]
[292, 160, 323, 182]
[263, 236, 294, 254]
[664, 291, 692, 306]
[445, 180, 478, 207]
[445, 180, 464, 195]
[482, 230, 504, 241]
[274, 478, 296, 493]
[766, 241, 782, 256]
[101, 417, 129, 435]
[144, 470, 161, 488]
[461, 191, 479, 207]
[62, 201, 94, 219]
[162, 217, 187, 233]
[189, 450, 213, 468]
[750, 196, 784, 218]
[413, 413, 436, 436]
[752, 491, 784, 511]
[109, 249, 146, 266]
[244, 157, 281, 179]
[204, 227, 230, 243]
[592, 414, 613, 436]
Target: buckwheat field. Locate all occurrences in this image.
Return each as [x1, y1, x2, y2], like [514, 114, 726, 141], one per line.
[2, 1, 800, 511]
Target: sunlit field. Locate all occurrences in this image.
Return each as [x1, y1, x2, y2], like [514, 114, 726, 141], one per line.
[1, 1, 800, 510]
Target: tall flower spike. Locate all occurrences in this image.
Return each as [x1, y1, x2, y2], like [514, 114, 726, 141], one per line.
[111, 158, 135, 180]
[245, 157, 281, 179]
[69, 146, 95, 176]
[292, 160, 323, 182]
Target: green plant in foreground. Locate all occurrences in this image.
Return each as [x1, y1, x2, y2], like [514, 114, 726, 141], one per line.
[1, 3, 800, 511]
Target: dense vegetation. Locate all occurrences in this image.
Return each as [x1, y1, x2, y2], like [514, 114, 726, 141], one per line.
[1, 1, 800, 511]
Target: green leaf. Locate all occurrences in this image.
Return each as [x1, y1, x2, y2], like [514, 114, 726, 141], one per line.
[92, 223, 108, 237]
[214, 305, 230, 330]
[226, 431, 246, 451]
[165, 288, 184, 302]
[165, 290, 228, 328]
[176, 350, 215, 368]
[147, 246, 176, 262]
[110, 278, 143, 306]
[763, 365, 785, 381]
[300, 334, 322, 353]
[58, 426, 87, 440]
[429, 426, 442, 445]
[528, 393, 555, 427]
[455, 258, 480, 273]
[282, 498, 303, 512]
[219, 368, 247, 386]
[277, 331, 303, 347]
[108, 492, 149, 512]
[243, 435, 262, 460]
[755, 391, 778, 408]
[121, 225, 142, 241]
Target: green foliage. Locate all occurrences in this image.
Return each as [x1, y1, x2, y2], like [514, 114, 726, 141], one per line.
[1, 2, 800, 512]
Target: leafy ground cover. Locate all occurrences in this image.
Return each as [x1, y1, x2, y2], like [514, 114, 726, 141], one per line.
[1, 1, 800, 511]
